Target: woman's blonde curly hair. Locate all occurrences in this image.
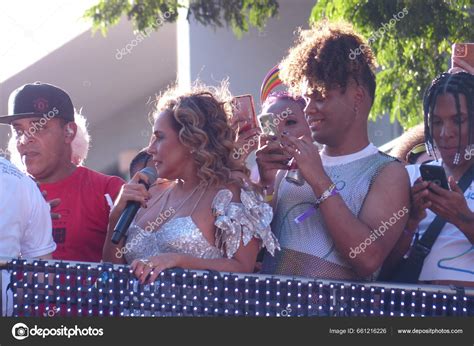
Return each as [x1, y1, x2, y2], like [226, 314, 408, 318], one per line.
[151, 81, 248, 187]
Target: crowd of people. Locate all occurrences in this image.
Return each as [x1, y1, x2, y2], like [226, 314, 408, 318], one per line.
[1, 20, 473, 295]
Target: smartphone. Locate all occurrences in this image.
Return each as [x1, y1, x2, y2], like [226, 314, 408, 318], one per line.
[257, 112, 288, 163]
[258, 112, 278, 136]
[452, 43, 474, 70]
[232, 95, 257, 134]
[420, 165, 450, 190]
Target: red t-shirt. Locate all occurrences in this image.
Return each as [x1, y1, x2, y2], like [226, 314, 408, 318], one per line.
[39, 167, 124, 262]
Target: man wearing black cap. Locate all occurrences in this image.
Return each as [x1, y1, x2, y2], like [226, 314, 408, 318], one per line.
[0, 82, 125, 263]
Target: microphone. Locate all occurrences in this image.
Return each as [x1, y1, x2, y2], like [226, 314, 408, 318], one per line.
[111, 167, 158, 244]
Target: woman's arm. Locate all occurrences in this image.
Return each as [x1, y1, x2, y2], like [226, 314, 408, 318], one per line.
[102, 207, 127, 264]
[102, 172, 152, 264]
[132, 238, 260, 284]
[131, 183, 271, 283]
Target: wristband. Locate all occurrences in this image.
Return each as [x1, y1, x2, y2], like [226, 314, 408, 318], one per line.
[294, 183, 338, 224]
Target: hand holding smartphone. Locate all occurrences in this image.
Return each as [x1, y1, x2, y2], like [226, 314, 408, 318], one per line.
[420, 165, 450, 190]
[451, 43, 474, 73]
[232, 95, 257, 134]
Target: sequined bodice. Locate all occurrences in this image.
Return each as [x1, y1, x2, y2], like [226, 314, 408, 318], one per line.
[124, 216, 222, 263]
[122, 186, 279, 264]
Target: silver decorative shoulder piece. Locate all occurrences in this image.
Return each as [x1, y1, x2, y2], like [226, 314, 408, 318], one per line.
[212, 188, 280, 258]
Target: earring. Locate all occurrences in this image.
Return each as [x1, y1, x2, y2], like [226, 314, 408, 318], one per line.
[453, 152, 461, 165]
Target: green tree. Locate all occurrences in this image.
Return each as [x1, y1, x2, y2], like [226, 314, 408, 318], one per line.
[84, 0, 279, 37]
[84, 0, 474, 128]
[311, 0, 474, 128]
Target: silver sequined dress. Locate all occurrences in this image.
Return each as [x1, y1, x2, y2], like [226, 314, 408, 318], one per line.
[124, 187, 280, 264]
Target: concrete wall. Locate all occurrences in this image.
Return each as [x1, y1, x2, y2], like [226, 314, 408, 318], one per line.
[188, 0, 402, 146]
[0, 18, 177, 174]
[188, 0, 314, 110]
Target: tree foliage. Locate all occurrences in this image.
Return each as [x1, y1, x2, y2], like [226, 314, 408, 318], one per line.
[310, 0, 474, 128]
[84, 0, 279, 37]
[84, 0, 474, 128]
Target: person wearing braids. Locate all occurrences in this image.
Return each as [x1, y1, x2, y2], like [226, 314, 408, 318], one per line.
[103, 82, 279, 283]
[385, 72, 474, 286]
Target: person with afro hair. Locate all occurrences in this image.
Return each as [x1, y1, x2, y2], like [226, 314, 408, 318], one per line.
[259, 20, 410, 281]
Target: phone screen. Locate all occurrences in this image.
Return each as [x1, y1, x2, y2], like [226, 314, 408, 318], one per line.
[258, 112, 278, 136]
[452, 43, 474, 69]
[420, 165, 450, 190]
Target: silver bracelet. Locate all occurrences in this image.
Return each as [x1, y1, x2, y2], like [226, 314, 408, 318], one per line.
[294, 183, 338, 224]
[315, 183, 337, 207]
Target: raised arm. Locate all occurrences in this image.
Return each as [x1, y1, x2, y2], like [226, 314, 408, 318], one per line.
[103, 172, 151, 263]
[284, 135, 411, 277]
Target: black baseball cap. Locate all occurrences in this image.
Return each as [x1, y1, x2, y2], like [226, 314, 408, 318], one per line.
[0, 82, 75, 125]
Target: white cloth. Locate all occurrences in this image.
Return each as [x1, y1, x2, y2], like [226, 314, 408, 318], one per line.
[0, 157, 56, 316]
[406, 161, 474, 282]
[320, 143, 378, 166]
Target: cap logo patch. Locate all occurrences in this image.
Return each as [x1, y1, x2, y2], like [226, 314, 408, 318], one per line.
[33, 97, 49, 113]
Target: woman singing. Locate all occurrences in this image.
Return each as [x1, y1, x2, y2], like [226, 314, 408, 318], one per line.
[103, 82, 279, 283]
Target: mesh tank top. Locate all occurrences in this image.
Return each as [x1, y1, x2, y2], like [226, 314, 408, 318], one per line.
[261, 145, 396, 281]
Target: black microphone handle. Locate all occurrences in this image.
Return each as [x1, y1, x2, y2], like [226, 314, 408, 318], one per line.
[111, 201, 141, 244]
[110, 166, 157, 245]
